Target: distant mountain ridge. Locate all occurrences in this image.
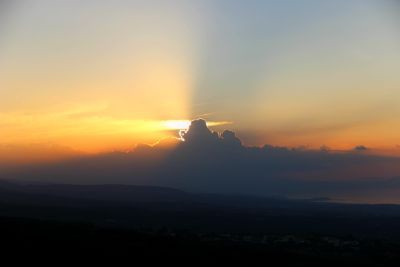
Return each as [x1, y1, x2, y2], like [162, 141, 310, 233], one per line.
[0, 180, 190, 204]
[2, 179, 400, 238]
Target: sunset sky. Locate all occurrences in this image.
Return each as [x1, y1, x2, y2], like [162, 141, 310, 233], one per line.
[1, 0, 400, 160]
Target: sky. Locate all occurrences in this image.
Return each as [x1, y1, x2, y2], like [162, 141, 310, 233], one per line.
[1, 0, 400, 162]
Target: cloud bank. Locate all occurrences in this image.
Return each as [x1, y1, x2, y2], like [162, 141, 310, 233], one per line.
[2, 119, 400, 203]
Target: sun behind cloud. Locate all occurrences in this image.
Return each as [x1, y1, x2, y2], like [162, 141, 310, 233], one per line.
[161, 120, 231, 130]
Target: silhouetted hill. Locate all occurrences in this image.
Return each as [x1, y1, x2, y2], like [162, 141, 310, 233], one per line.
[1, 180, 400, 240]
[2, 180, 400, 265]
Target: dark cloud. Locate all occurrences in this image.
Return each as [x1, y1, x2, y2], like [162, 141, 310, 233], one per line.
[2, 119, 400, 202]
[181, 119, 219, 144]
[180, 119, 242, 149]
[354, 145, 368, 151]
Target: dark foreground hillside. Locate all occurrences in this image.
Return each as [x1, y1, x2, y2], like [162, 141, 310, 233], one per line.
[2, 217, 400, 266]
[1, 181, 400, 265]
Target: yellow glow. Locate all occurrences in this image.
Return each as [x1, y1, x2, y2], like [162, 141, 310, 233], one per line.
[162, 120, 191, 130]
[0, 105, 232, 156]
[162, 120, 232, 130]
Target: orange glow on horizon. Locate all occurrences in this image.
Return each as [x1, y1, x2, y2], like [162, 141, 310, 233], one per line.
[0, 107, 233, 156]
